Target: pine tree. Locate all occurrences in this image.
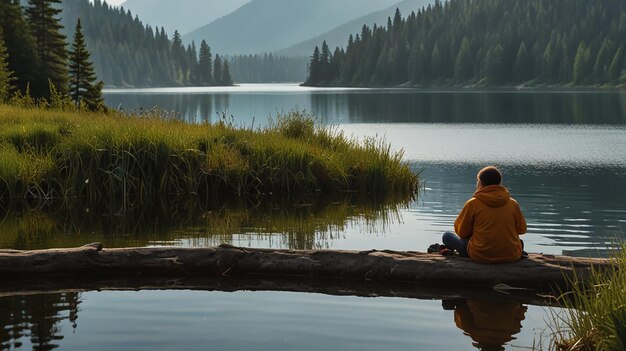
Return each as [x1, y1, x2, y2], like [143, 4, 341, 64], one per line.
[198, 40, 213, 85]
[454, 37, 473, 82]
[485, 44, 504, 83]
[593, 39, 613, 83]
[26, 0, 69, 97]
[608, 46, 623, 82]
[187, 42, 198, 84]
[171, 30, 187, 83]
[221, 60, 233, 85]
[85, 80, 105, 111]
[0, 1, 39, 94]
[213, 54, 223, 85]
[0, 28, 15, 102]
[307, 46, 321, 85]
[573, 42, 589, 84]
[329, 47, 342, 83]
[513, 42, 532, 83]
[431, 42, 442, 80]
[68, 19, 103, 111]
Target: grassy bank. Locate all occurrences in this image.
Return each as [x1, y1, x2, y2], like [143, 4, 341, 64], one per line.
[0, 104, 418, 208]
[552, 245, 625, 350]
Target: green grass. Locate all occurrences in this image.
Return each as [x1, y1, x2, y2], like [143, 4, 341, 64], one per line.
[0, 104, 418, 208]
[551, 244, 626, 351]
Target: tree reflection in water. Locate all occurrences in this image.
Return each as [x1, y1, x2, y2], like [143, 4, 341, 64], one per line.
[0, 293, 80, 351]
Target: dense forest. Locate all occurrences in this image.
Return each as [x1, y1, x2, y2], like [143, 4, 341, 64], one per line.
[228, 54, 307, 83]
[61, 0, 232, 87]
[305, 0, 626, 87]
[0, 0, 104, 108]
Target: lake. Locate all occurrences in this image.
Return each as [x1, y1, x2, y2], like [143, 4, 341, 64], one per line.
[2, 84, 625, 350]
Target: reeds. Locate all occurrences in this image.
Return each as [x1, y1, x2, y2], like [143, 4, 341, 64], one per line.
[0, 105, 418, 208]
[551, 244, 626, 351]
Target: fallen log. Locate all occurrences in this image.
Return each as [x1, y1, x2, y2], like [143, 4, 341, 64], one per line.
[0, 243, 613, 291]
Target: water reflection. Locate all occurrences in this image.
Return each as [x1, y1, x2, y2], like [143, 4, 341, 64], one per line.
[318, 90, 626, 124]
[443, 299, 527, 351]
[104, 85, 626, 125]
[0, 293, 80, 351]
[108, 93, 231, 124]
[0, 194, 405, 251]
[0, 288, 548, 351]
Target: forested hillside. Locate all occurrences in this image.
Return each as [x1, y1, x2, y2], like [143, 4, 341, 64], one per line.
[61, 0, 232, 87]
[228, 54, 307, 83]
[305, 0, 626, 87]
[278, 0, 433, 57]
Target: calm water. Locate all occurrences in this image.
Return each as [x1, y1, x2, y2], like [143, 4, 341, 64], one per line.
[2, 85, 626, 350]
[104, 84, 626, 125]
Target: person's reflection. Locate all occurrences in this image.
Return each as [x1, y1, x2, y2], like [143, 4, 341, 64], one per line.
[443, 298, 527, 351]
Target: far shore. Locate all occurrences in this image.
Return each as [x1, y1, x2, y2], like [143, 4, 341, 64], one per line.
[104, 82, 626, 93]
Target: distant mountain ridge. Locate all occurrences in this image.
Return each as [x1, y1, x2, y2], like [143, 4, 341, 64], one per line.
[278, 0, 435, 57]
[183, 0, 400, 55]
[119, 0, 251, 34]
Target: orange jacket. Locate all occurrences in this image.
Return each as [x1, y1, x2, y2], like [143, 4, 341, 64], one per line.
[454, 185, 527, 263]
[454, 299, 527, 347]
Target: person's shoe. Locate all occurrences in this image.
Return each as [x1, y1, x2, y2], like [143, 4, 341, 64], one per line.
[427, 243, 441, 253]
[439, 246, 455, 256]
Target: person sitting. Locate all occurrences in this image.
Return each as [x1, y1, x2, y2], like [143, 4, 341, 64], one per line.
[442, 166, 527, 263]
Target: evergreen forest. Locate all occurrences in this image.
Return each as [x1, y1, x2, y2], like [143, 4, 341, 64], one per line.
[60, 0, 232, 87]
[0, 0, 104, 108]
[305, 0, 626, 87]
[228, 54, 308, 83]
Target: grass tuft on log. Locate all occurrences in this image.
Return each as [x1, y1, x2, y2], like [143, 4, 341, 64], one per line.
[0, 104, 418, 207]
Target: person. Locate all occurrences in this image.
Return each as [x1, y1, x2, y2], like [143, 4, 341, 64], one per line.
[442, 166, 527, 263]
[442, 298, 528, 351]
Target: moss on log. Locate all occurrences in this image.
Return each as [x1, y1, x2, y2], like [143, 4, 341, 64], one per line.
[0, 243, 612, 291]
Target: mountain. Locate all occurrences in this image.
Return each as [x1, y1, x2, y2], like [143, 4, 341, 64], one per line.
[183, 0, 400, 55]
[278, 0, 434, 57]
[119, 0, 251, 34]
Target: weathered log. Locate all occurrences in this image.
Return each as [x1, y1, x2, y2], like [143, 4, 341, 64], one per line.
[0, 243, 613, 291]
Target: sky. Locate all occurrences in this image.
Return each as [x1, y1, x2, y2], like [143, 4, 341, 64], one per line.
[101, 0, 125, 6]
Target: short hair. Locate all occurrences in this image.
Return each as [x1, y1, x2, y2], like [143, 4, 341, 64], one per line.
[477, 166, 502, 186]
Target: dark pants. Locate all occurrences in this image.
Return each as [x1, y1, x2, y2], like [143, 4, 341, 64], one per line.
[442, 232, 525, 258]
[442, 232, 470, 257]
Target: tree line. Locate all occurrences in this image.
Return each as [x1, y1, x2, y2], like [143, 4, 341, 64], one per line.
[60, 0, 232, 87]
[305, 0, 626, 87]
[0, 0, 104, 109]
[227, 53, 308, 83]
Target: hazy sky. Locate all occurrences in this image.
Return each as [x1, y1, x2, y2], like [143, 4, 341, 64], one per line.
[102, 0, 125, 6]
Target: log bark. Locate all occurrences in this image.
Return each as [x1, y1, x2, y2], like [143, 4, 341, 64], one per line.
[0, 243, 613, 291]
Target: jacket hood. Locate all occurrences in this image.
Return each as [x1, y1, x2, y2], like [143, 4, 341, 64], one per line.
[473, 185, 510, 207]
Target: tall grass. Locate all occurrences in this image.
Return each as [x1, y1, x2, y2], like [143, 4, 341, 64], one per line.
[551, 244, 626, 351]
[0, 105, 418, 208]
